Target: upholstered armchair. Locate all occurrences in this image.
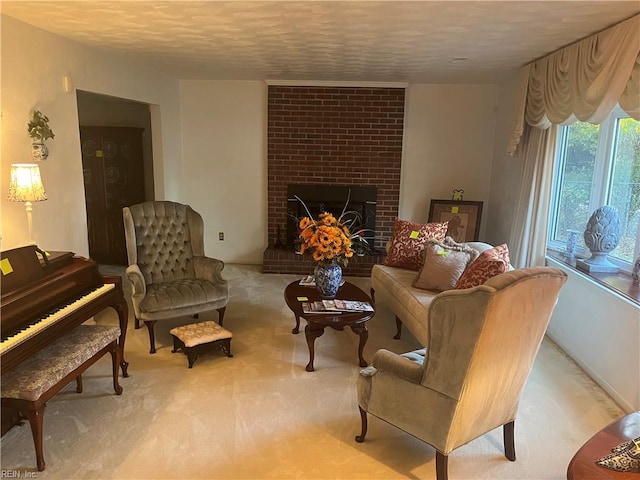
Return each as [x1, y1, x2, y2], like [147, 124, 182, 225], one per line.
[122, 201, 229, 354]
[356, 267, 567, 480]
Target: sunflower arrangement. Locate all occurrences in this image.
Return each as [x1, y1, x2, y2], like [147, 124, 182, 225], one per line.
[298, 211, 354, 267]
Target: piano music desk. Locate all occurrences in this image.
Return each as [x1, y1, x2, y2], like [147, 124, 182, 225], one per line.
[1, 325, 123, 471]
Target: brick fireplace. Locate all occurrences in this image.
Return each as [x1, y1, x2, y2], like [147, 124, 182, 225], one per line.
[263, 85, 405, 276]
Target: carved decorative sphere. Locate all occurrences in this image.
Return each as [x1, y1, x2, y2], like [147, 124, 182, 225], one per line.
[583, 206, 620, 254]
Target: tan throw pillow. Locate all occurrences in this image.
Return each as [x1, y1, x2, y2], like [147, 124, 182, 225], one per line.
[455, 243, 510, 289]
[413, 241, 478, 291]
[384, 219, 449, 270]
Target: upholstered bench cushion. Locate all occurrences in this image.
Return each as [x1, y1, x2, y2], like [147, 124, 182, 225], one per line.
[1, 325, 120, 401]
[170, 321, 232, 348]
[140, 279, 228, 314]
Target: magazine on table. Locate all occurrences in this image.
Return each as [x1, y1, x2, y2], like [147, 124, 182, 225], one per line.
[298, 275, 346, 287]
[299, 275, 316, 286]
[321, 299, 374, 312]
[301, 301, 340, 314]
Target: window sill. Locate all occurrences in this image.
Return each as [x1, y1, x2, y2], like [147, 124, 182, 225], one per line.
[546, 249, 640, 306]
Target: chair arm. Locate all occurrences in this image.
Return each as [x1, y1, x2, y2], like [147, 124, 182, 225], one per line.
[125, 264, 146, 297]
[372, 349, 424, 384]
[192, 256, 226, 283]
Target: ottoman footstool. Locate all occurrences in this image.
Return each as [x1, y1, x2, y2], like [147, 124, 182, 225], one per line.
[170, 321, 233, 368]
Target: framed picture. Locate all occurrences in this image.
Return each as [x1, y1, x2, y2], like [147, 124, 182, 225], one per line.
[428, 200, 483, 243]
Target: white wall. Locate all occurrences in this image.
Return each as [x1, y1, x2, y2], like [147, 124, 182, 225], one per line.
[0, 15, 183, 254]
[178, 81, 499, 264]
[485, 73, 524, 247]
[179, 80, 267, 264]
[546, 258, 640, 411]
[400, 84, 498, 240]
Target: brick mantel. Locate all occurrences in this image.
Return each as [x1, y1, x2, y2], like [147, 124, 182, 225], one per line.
[264, 85, 405, 276]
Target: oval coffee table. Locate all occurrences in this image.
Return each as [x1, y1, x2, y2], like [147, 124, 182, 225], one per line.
[284, 280, 375, 372]
[567, 411, 639, 479]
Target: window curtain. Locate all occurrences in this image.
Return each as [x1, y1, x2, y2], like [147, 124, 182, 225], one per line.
[507, 13, 640, 266]
[508, 124, 557, 268]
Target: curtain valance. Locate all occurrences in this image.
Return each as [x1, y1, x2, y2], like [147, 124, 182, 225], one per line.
[508, 14, 640, 154]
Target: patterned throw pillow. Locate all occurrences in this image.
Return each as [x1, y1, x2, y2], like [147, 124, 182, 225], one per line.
[413, 240, 479, 291]
[384, 219, 448, 270]
[455, 243, 510, 289]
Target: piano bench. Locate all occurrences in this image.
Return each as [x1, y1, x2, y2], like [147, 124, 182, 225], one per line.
[1, 325, 122, 472]
[170, 321, 233, 368]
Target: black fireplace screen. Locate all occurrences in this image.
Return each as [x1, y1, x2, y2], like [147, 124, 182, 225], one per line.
[286, 184, 377, 248]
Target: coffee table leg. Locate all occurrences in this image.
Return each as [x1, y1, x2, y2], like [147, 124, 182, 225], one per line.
[292, 314, 300, 334]
[304, 322, 325, 372]
[351, 324, 369, 367]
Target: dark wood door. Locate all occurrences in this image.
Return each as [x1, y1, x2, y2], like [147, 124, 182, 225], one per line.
[81, 127, 145, 265]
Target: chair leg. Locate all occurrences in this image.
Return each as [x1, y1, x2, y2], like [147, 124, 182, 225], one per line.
[435, 452, 448, 480]
[75, 375, 83, 393]
[370, 287, 375, 304]
[503, 420, 516, 461]
[144, 321, 157, 354]
[217, 306, 227, 327]
[135, 316, 141, 329]
[355, 406, 368, 442]
[394, 316, 402, 340]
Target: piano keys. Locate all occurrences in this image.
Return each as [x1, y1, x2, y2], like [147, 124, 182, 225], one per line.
[0, 245, 129, 377]
[1, 283, 116, 355]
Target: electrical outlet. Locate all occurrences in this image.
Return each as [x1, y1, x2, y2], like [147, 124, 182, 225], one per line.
[219, 232, 224, 241]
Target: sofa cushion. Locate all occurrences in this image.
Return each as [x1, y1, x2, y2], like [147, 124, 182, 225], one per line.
[413, 240, 478, 291]
[456, 243, 510, 289]
[384, 219, 448, 271]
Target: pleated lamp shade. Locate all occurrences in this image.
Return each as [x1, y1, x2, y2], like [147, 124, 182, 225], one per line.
[7, 163, 47, 203]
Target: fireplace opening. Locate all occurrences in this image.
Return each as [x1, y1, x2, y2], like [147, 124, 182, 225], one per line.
[286, 185, 377, 249]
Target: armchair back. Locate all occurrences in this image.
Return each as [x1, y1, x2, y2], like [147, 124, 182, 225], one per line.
[424, 267, 568, 451]
[123, 201, 204, 285]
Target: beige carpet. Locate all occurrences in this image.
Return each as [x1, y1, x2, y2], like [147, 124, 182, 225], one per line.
[0, 264, 626, 479]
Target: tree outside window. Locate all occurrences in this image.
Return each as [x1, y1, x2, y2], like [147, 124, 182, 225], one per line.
[549, 110, 640, 271]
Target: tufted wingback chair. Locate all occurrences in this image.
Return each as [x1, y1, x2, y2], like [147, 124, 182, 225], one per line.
[356, 267, 567, 480]
[122, 201, 229, 354]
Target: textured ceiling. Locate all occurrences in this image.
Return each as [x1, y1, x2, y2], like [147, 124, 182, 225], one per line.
[2, 1, 639, 83]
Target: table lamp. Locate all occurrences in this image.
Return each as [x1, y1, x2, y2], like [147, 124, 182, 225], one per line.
[7, 163, 47, 245]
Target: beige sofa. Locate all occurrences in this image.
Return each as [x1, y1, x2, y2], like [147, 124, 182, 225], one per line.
[370, 241, 496, 346]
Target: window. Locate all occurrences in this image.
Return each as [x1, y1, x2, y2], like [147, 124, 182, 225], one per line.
[549, 109, 640, 272]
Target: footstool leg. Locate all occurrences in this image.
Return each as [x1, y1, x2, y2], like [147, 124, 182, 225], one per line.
[185, 347, 197, 368]
[222, 339, 233, 358]
[171, 335, 182, 354]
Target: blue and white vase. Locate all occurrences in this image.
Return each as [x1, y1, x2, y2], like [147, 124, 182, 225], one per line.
[314, 263, 342, 298]
[31, 142, 49, 161]
[565, 229, 581, 259]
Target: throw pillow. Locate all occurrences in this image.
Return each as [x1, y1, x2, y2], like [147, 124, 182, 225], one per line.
[384, 219, 449, 270]
[413, 240, 479, 291]
[455, 243, 510, 289]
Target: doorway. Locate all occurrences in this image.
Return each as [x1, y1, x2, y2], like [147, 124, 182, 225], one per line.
[77, 91, 155, 265]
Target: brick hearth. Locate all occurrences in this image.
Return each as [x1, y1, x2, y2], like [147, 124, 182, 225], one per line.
[264, 85, 405, 276]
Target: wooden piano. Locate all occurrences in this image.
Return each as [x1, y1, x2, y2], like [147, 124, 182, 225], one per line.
[1, 245, 129, 435]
